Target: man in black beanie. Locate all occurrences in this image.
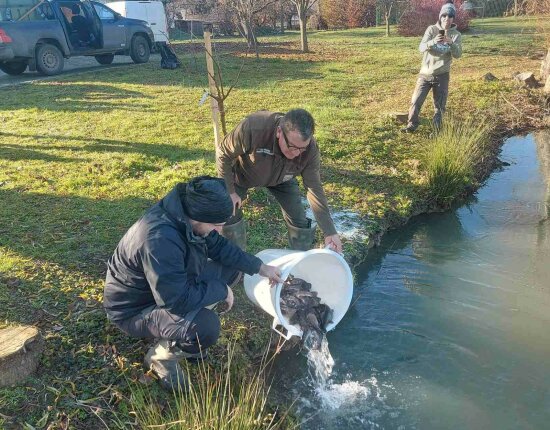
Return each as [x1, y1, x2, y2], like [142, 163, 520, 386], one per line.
[103, 176, 282, 391]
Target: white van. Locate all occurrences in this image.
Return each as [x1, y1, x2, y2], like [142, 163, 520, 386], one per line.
[106, 1, 168, 43]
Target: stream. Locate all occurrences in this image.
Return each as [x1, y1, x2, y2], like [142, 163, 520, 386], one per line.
[272, 131, 550, 429]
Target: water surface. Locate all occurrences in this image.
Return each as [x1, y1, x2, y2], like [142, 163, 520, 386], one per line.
[273, 131, 550, 429]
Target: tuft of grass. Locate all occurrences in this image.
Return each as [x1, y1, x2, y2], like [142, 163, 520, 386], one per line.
[123, 342, 291, 430]
[422, 115, 491, 207]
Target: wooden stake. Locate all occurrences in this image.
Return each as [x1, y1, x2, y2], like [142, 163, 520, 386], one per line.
[203, 24, 222, 149]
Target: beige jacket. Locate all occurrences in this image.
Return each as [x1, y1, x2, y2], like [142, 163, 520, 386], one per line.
[419, 23, 462, 76]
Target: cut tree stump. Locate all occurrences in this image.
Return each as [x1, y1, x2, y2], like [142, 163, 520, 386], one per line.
[0, 325, 44, 387]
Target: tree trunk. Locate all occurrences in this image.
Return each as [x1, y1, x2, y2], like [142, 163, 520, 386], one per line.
[299, 10, 308, 52]
[203, 26, 223, 147]
[541, 47, 550, 82]
[384, 3, 393, 37]
[280, 1, 285, 33]
[240, 17, 258, 57]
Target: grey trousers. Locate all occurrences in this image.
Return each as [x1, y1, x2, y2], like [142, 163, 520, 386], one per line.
[227, 178, 310, 229]
[114, 261, 238, 354]
[407, 72, 450, 130]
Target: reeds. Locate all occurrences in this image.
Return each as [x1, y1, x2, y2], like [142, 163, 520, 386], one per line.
[125, 342, 288, 430]
[422, 115, 490, 207]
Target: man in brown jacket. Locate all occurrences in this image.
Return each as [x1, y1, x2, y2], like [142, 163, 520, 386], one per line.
[216, 109, 342, 253]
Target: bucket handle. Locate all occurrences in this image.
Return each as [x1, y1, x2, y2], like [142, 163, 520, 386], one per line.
[271, 319, 293, 340]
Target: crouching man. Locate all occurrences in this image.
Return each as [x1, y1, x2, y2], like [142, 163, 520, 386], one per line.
[103, 176, 282, 390]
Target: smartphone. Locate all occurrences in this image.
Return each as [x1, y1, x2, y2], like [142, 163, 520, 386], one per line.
[439, 29, 445, 36]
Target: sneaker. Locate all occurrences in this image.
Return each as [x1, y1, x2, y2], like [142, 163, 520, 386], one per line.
[144, 340, 188, 392]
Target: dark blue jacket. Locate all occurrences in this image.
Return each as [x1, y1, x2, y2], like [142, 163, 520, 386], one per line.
[103, 183, 262, 322]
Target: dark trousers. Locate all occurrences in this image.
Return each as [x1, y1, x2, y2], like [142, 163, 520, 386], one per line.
[227, 178, 310, 229]
[114, 261, 238, 354]
[407, 72, 450, 130]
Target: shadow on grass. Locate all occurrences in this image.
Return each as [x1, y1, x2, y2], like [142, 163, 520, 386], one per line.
[0, 132, 211, 163]
[0, 188, 153, 277]
[0, 145, 82, 163]
[0, 83, 152, 113]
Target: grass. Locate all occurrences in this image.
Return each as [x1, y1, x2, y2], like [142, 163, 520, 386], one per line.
[0, 16, 547, 428]
[423, 115, 491, 207]
[122, 343, 289, 430]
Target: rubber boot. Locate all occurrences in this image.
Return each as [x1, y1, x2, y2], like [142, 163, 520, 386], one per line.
[221, 218, 247, 250]
[286, 220, 317, 251]
[144, 340, 189, 392]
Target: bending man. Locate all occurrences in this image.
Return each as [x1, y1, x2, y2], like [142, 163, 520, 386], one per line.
[217, 109, 342, 253]
[103, 176, 282, 390]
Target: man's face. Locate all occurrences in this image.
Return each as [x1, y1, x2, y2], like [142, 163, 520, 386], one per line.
[191, 221, 225, 237]
[440, 14, 454, 29]
[276, 126, 310, 160]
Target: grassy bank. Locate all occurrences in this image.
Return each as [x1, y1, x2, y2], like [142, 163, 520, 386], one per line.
[0, 16, 547, 428]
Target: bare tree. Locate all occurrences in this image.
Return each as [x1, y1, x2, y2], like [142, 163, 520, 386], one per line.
[290, 0, 319, 52]
[377, 0, 394, 36]
[223, 0, 278, 55]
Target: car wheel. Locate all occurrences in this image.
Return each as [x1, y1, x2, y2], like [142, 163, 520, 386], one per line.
[95, 54, 115, 65]
[0, 61, 28, 75]
[130, 35, 150, 64]
[35, 43, 64, 76]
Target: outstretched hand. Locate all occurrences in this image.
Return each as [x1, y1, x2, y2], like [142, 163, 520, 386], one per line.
[230, 192, 242, 215]
[259, 264, 284, 287]
[324, 234, 343, 254]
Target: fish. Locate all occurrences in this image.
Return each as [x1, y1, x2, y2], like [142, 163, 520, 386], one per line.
[279, 274, 334, 351]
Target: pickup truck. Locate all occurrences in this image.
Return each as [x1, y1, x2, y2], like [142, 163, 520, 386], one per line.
[0, 0, 155, 75]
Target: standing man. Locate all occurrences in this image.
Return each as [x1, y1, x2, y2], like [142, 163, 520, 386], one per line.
[217, 109, 342, 253]
[402, 0, 462, 133]
[103, 176, 282, 391]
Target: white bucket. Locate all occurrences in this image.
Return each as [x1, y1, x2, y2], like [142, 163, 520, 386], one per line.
[244, 248, 354, 340]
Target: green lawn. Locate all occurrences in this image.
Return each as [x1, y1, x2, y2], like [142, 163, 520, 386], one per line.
[0, 17, 546, 428]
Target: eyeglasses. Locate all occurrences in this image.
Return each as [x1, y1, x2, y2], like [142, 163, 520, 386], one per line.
[280, 128, 309, 154]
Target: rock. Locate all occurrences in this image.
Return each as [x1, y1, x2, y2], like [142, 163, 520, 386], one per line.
[0, 325, 44, 387]
[389, 112, 409, 124]
[483, 72, 498, 82]
[545, 76, 550, 95]
[514, 72, 538, 88]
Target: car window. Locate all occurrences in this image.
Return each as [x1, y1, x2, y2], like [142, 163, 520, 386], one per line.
[93, 3, 115, 20]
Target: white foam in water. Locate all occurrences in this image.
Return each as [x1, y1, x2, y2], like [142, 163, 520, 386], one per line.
[305, 335, 369, 410]
[316, 380, 370, 410]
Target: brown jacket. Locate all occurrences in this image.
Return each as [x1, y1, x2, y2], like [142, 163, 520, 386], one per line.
[217, 111, 336, 236]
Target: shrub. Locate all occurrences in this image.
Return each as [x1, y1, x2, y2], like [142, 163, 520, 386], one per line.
[398, 0, 471, 37]
[422, 115, 490, 207]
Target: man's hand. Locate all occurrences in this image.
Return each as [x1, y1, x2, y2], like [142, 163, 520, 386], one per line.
[223, 286, 234, 314]
[435, 34, 445, 44]
[443, 36, 453, 45]
[230, 192, 242, 215]
[325, 234, 343, 254]
[259, 264, 284, 286]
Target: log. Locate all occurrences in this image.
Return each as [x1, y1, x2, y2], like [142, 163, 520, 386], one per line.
[0, 325, 44, 387]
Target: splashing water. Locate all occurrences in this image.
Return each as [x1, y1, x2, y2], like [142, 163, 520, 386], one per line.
[303, 334, 370, 411]
[305, 334, 334, 385]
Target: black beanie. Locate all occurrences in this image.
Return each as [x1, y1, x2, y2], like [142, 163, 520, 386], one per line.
[181, 176, 233, 223]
